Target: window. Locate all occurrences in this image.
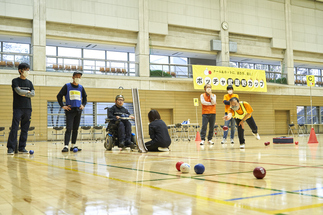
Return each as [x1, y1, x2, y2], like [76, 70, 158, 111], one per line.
[84, 49, 105, 59]
[229, 61, 285, 84]
[47, 102, 94, 127]
[295, 67, 323, 87]
[46, 45, 136, 76]
[96, 102, 134, 126]
[150, 55, 189, 78]
[0, 41, 31, 69]
[297, 106, 305, 124]
[297, 106, 321, 125]
[47, 102, 134, 127]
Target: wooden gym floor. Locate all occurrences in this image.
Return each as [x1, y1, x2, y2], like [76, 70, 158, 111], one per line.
[1, 134, 323, 215]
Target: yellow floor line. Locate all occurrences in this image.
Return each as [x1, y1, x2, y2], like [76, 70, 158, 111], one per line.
[274, 203, 323, 213]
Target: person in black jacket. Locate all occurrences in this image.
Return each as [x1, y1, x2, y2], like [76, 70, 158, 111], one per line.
[145, 110, 171, 152]
[108, 95, 135, 149]
[57, 71, 87, 152]
[7, 63, 35, 155]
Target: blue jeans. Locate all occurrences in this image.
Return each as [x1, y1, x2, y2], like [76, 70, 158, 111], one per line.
[7, 108, 32, 151]
[200, 114, 216, 141]
[223, 117, 235, 139]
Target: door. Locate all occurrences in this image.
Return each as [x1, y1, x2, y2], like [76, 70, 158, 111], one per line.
[275, 110, 290, 135]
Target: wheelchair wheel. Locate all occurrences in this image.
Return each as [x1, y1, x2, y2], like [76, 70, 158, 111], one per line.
[131, 133, 136, 145]
[105, 134, 114, 150]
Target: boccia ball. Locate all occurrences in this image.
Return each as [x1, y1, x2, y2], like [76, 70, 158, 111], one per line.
[264, 141, 270, 146]
[180, 163, 190, 173]
[29, 150, 34, 155]
[176, 161, 184, 171]
[253, 167, 266, 179]
[73, 148, 78, 153]
[223, 126, 229, 131]
[295, 141, 299, 145]
[194, 163, 205, 174]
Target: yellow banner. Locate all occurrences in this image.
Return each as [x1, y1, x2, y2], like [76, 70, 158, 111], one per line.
[193, 65, 267, 92]
[307, 75, 315, 87]
[193, 98, 199, 106]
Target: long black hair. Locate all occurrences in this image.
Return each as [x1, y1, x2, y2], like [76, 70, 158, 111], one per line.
[148, 109, 161, 123]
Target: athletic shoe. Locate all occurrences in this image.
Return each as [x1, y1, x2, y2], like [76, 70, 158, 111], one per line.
[200, 141, 205, 145]
[240, 144, 245, 149]
[18, 149, 29, 153]
[70, 146, 82, 151]
[119, 141, 126, 150]
[231, 139, 234, 144]
[62, 147, 68, 152]
[253, 133, 261, 140]
[7, 148, 14, 155]
[208, 140, 214, 145]
[221, 138, 226, 144]
[158, 147, 169, 152]
[129, 142, 136, 149]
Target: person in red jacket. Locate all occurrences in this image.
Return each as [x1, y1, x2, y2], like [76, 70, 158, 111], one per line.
[200, 84, 216, 145]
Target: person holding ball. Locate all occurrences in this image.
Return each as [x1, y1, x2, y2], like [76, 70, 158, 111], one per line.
[223, 97, 260, 149]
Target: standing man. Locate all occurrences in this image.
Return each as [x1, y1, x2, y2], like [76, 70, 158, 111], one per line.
[57, 71, 87, 152]
[223, 97, 260, 149]
[200, 84, 216, 145]
[7, 63, 34, 154]
[222, 85, 239, 145]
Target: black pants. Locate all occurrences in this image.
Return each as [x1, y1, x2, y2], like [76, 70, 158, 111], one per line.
[64, 109, 82, 146]
[7, 108, 32, 151]
[117, 120, 132, 144]
[200, 114, 216, 141]
[235, 117, 258, 144]
[145, 140, 170, 152]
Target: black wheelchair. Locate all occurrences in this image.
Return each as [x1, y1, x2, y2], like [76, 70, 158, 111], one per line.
[104, 107, 136, 151]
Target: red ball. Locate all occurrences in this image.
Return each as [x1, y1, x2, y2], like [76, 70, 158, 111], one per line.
[223, 126, 229, 131]
[208, 70, 212, 74]
[264, 141, 270, 146]
[295, 141, 299, 145]
[176, 161, 184, 171]
[253, 167, 266, 179]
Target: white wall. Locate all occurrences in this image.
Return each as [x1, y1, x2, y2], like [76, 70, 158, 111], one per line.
[46, 0, 139, 31]
[291, 4, 323, 53]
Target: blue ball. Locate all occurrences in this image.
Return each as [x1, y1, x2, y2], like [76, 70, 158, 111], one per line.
[194, 163, 205, 174]
[29, 150, 34, 155]
[73, 148, 78, 153]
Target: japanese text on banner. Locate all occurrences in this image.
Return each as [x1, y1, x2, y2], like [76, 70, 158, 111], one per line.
[193, 65, 267, 92]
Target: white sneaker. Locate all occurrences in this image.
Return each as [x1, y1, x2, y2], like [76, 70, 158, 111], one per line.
[253, 133, 260, 140]
[230, 139, 234, 144]
[200, 141, 205, 145]
[221, 138, 226, 144]
[158, 147, 169, 152]
[240, 144, 245, 149]
[208, 140, 214, 145]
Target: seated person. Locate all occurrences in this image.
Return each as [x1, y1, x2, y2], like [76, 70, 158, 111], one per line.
[108, 95, 135, 149]
[145, 110, 171, 152]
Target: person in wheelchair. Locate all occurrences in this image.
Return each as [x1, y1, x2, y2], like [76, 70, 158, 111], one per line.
[108, 95, 135, 149]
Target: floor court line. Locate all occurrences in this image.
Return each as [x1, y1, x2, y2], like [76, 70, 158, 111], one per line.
[225, 187, 323, 201]
[38, 155, 323, 199]
[109, 151, 323, 169]
[12, 156, 275, 215]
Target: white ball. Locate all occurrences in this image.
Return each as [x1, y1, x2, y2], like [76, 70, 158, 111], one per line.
[180, 163, 190, 173]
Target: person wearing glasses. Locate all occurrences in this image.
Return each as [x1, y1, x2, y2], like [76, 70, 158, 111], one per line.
[108, 95, 135, 149]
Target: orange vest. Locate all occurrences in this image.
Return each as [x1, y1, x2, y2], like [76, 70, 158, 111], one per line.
[201, 93, 216, 115]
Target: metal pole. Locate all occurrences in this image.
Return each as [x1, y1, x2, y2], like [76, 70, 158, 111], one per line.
[310, 86, 313, 127]
[196, 106, 198, 125]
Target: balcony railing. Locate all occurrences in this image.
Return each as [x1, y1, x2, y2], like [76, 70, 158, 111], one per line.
[0, 52, 32, 69]
[46, 55, 137, 76]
